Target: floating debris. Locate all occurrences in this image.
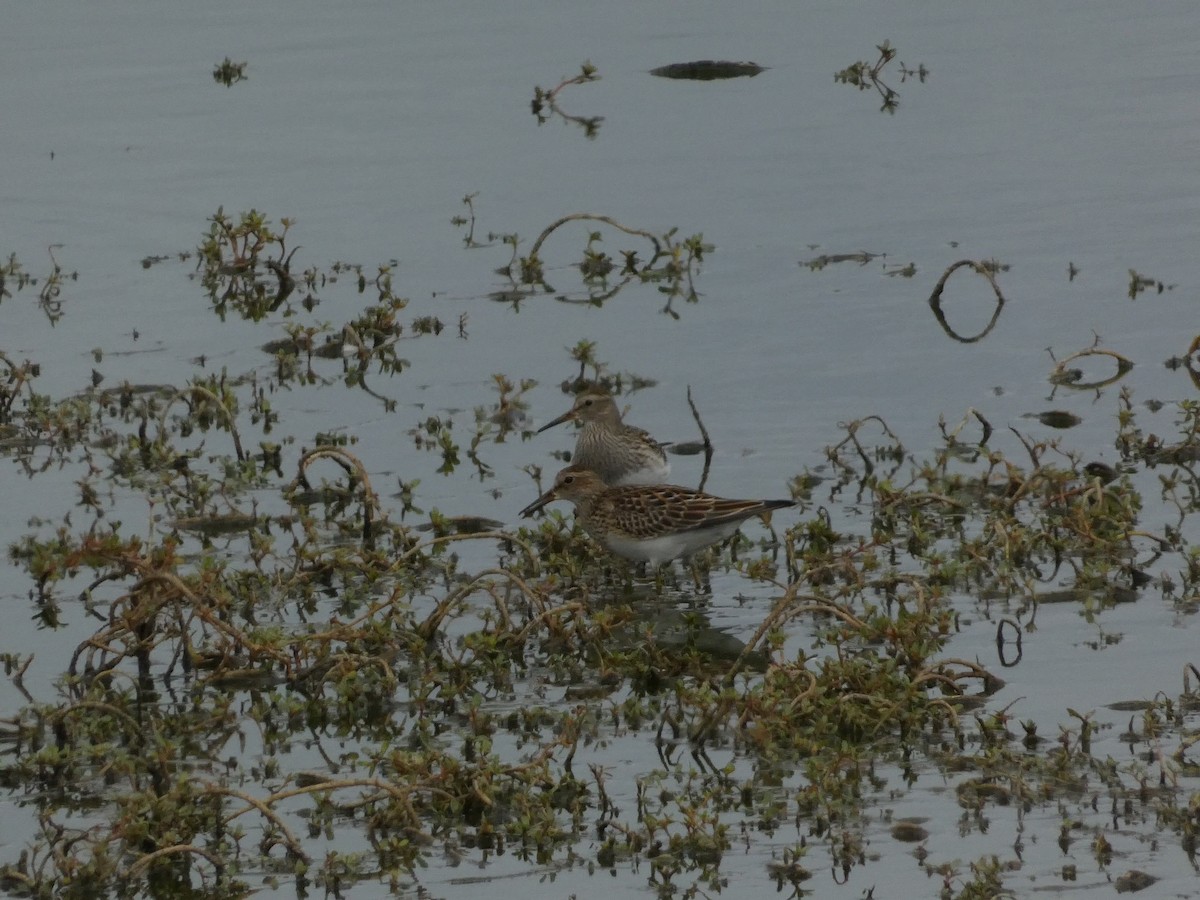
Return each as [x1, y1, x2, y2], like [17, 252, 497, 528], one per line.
[650, 60, 767, 81]
[890, 820, 930, 843]
[1083, 461, 1119, 484]
[202, 669, 282, 690]
[668, 440, 709, 456]
[1030, 410, 1082, 429]
[415, 515, 505, 535]
[800, 250, 879, 270]
[1114, 870, 1158, 893]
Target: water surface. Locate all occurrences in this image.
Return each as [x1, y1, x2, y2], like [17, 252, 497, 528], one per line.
[3, 1, 1200, 896]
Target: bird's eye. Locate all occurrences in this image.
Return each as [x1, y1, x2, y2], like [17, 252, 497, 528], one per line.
[582, 398, 593, 407]
[563, 475, 575, 485]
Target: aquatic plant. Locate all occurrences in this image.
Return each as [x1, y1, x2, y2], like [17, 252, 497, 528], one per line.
[531, 62, 603, 138]
[212, 58, 248, 88]
[835, 41, 926, 113]
[1, 214, 1199, 899]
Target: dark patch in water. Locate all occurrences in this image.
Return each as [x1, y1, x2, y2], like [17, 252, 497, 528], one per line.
[650, 61, 767, 81]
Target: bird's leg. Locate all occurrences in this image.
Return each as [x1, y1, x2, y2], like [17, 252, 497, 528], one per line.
[601, 563, 616, 587]
[765, 520, 783, 558]
[603, 562, 636, 599]
[653, 563, 683, 594]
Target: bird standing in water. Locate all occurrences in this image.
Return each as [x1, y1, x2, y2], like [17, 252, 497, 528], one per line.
[536, 391, 670, 486]
[519, 465, 794, 567]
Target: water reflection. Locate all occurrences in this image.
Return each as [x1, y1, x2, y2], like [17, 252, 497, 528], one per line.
[926, 259, 1007, 344]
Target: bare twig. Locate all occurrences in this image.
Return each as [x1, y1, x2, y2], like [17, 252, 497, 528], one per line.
[927, 259, 1006, 343]
[686, 385, 714, 491]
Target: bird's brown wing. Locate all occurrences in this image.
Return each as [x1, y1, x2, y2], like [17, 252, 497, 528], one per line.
[618, 423, 670, 454]
[600, 486, 785, 538]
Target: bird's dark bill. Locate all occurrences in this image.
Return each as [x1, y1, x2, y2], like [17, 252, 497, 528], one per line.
[519, 488, 558, 518]
[535, 409, 577, 434]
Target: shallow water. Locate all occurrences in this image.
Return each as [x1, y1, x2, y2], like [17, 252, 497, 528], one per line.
[3, 0, 1200, 896]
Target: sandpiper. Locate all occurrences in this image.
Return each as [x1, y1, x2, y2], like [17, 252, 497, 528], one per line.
[519, 465, 795, 567]
[536, 390, 670, 486]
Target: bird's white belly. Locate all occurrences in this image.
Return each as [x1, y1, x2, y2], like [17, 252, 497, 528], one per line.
[600, 521, 743, 566]
[612, 459, 671, 487]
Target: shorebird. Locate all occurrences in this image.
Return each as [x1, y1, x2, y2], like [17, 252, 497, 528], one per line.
[536, 390, 670, 486]
[519, 465, 794, 567]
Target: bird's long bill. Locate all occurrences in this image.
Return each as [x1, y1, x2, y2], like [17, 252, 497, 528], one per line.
[535, 409, 576, 434]
[519, 485, 559, 518]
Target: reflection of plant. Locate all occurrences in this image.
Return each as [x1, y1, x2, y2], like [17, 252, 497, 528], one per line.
[0, 351, 39, 425]
[212, 57, 248, 87]
[0, 248, 76, 325]
[531, 61, 603, 139]
[455, 199, 712, 316]
[557, 339, 659, 398]
[835, 41, 925, 113]
[926, 259, 1007, 344]
[451, 192, 489, 248]
[467, 374, 537, 479]
[195, 211, 451, 411]
[497, 213, 712, 317]
[38, 245, 70, 324]
[1128, 268, 1172, 299]
[197, 208, 297, 322]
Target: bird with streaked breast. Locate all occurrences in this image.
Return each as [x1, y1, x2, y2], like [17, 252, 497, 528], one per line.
[519, 465, 795, 567]
[536, 391, 670, 486]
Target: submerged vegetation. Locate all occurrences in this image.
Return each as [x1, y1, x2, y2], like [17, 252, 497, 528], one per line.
[0, 213, 1199, 900]
[531, 62, 603, 139]
[212, 58, 248, 88]
[454, 198, 712, 316]
[834, 40, 927, 113]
